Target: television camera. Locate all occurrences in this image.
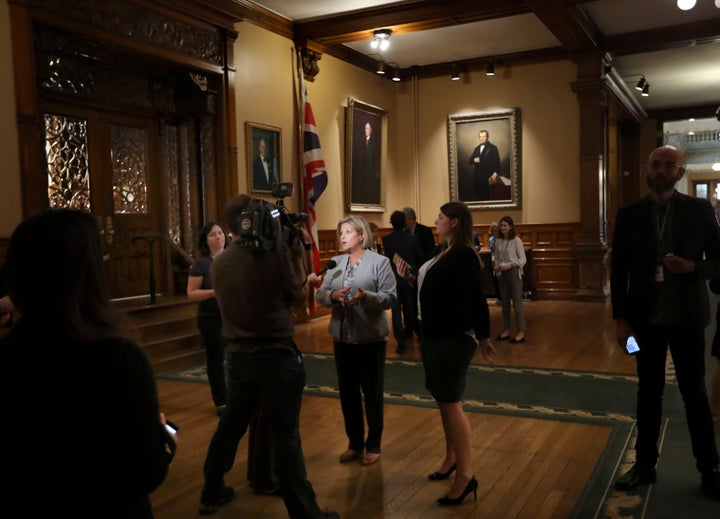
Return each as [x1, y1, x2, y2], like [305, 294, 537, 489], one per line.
[236, 182, 310, 252]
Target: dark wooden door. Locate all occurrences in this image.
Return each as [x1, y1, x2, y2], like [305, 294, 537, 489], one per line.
[42, 104, 164, 298]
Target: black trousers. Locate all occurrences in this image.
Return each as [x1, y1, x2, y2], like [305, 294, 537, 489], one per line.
[196, 313, 227, 407]
[633, 322, 719, 473]
[333, 340, 386, 453]
[202, 347, 323, 519]
[390, 284, 416, 346]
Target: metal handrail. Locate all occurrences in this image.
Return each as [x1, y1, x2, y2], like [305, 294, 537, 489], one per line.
[131, 234, 193, 304]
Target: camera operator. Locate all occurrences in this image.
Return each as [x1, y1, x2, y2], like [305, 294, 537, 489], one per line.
[199, 194, 337, 518]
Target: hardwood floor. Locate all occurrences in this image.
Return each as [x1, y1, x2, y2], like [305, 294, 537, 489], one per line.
[150, 300, 634, 518]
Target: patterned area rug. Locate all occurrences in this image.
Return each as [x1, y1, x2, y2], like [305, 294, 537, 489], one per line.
[160, 352, 679, 519]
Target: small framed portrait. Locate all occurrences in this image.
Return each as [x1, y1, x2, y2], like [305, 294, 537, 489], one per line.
[246, 122, 282, 192]
[447, 108, 521, 209]
[345, 98, 388, 212]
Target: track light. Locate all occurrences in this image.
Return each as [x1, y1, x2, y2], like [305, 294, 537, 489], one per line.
[370, 29, 391, 51]
[451, 64, 460, 81]
[376, 61, 385, 75]
[635, 76, 647, 91]
[677, 0, 697, 10]
[641, 83, 650, 96]
[392, 68, 401, 82]
[486, 62, 495, 76]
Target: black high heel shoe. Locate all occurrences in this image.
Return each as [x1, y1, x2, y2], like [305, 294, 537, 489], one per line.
[428, 463, 456, 480]
[437, 476, 478, 506]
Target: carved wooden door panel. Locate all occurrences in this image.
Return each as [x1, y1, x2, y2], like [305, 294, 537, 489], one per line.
[42, 105, 164, 298]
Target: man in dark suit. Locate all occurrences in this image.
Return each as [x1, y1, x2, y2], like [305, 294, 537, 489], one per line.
[402, 206, 436, 262]
[611, 145, 720, 499]
[352, 121, 380, 204]
[252, 138, 275, 191]
[468, 129, 500, 201]
[383, 210, 424, 353]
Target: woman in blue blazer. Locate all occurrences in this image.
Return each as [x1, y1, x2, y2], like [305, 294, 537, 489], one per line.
[317, 215, 397, 466]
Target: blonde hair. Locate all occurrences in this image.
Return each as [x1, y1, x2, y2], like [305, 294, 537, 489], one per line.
[337, 215, 374, 249]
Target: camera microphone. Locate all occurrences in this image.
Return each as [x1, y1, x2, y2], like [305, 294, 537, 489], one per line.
[316, 260, 337, 276]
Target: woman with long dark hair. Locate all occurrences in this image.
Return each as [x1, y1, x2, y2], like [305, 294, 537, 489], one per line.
[399, 201, 495, 506]
[493, 216, 527, 343]
[0, 208, 175, 518]
[187, 221, 228, 414]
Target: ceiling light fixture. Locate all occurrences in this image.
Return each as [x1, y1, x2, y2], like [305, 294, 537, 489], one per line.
[677, 0, 697, 9]
[635, 76, 647, 91]
[376, 61, 385, 75]
[370, 29, 392, 51]
[486, 62, 495, 76]
[641, 83, 650, 96]
[392, 68, 401, 82]
[451, 64, 460, 81]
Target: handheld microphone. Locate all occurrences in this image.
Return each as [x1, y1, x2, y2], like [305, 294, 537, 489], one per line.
[316, 260, 337, 276]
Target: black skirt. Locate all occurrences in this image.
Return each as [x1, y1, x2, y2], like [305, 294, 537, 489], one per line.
[420, 333, 477, 403]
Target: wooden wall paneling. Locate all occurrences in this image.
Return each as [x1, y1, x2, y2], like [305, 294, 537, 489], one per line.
[312, 223, 583, 305]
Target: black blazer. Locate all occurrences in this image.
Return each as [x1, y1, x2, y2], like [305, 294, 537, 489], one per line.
[419, 245, 490, 341]
[611, 192, 720, 328]
[382, 230, 424, 289]
[413, 222, 437, 262]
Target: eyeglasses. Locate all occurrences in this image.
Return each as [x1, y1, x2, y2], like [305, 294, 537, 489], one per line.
[648, 160, 682, 170]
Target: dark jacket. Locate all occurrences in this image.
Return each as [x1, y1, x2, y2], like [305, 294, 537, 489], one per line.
[0, 319, 174, 518]
[382, 230, 424, 289]
[611, 192, 720, 328]
[412, 222, 437, 262]
[419, 245, 490, 341]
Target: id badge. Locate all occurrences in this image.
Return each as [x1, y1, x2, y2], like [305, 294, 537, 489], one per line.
[654, 265, 664, 283]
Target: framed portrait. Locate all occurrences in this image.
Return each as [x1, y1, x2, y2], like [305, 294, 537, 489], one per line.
[246, 122, 282, 193]
[345, 98, 388, 212]
[447, 108, 521, 209]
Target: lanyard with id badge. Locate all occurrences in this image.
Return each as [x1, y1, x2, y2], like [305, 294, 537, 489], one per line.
[654, 203, 673, 283]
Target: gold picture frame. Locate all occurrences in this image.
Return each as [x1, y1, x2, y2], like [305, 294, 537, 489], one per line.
[447, 108, 521, 209]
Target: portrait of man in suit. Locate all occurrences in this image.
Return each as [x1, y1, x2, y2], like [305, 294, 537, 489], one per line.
[346, 99, 387, 209]
[351, 121, 381, 205]
[248, 124, 282, 192]
[468, 129, 501, 201]
[450, 110, 518, 207]
[252, 138, 274, 191]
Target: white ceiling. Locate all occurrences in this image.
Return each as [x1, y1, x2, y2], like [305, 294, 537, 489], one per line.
[250, 0, 720, 151]
[251, 0, 720, 115]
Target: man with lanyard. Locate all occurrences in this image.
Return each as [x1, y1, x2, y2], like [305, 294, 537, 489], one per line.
[611, 145, 720, 499]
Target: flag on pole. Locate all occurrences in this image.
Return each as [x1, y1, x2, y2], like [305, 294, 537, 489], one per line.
[301, 82, 328, 314]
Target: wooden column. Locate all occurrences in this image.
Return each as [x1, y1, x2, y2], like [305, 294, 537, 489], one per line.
[571, 57, 610, 301]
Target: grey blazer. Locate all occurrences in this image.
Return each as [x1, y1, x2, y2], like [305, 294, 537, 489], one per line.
[316, 249, 397, 343]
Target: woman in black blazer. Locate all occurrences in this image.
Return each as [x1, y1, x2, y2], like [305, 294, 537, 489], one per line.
[398, 201, 495, 506]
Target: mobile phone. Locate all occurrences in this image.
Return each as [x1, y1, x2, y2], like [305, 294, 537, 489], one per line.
[625, 336, 640, 355]
[164, 419, 179, 435]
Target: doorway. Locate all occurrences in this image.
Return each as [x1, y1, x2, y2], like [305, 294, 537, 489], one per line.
[42, 103, 164, 298]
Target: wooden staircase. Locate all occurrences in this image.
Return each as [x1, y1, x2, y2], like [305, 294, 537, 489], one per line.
[114, 295, 204, 375]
